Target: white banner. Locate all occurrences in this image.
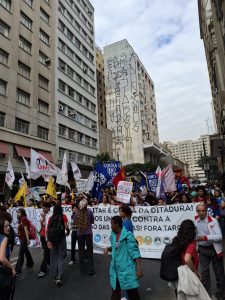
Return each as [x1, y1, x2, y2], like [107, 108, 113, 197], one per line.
[9, 204, 196, 259]
[30, 149, 59, 176]
[116, 181, 133, 204]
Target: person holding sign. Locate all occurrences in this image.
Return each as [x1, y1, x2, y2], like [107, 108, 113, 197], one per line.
[104, 216, 142, 300]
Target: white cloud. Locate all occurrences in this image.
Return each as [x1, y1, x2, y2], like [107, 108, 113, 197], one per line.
[91, 0, 213, 142]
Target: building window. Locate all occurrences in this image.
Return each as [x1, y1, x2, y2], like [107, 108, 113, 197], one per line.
[39, 51, 49, 66]
[0, 49, 8, 65]
[83, 80, 88, 91]
[59, 148, 65, 160]
[39, 74, 49, 90]
[67, 46, 74, 59]
[38, 99, 49, 114]
[40, 8, 49, 24]
[68, 86, 75, 98]
[76, 73, 82, 85]
[68, 128, 76, 140]
[90, 85, 95, 95]
[58, 80, 66, 92]
[18, 61, 31, 79]
[58, 39, 66, 52]
[92, 139, 97, 148]
[20, 12, 32, 30]
[75, 55, 81, 67]
[58, 20, 65, 33]
[78, 153, 84, 163]
[15, 118, 29, 134]
[77, 132, 84, 143]
[67, 29, 73, 41]
[59, 102, 65, 114]
[58, 59, 66, 71]
[0, 0, 11, 11]
[75, 37, 81, 49]
[76, 93, 82, 103]
[0, 112, 5, 127]
[67, 66, 74, 78]
[0, 20, 10, 38]
[59, 124, 66, 136]
[39, 29, 50, 45]
[19, 35, 32, 54]
[0, 79, 7, 96]
[38, 126, 48, 140]
[91, 103, 95, 113]
[85, 136, 91, 146]
[69, 151, 76, 162]
[17, 89, 30, 106]
[24, 0, 33, 7]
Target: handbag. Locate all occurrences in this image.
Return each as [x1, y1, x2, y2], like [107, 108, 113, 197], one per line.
[0, 264, 13, 289]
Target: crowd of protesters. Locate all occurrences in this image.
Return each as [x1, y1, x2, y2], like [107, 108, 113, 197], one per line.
[0, 182, 225, 299]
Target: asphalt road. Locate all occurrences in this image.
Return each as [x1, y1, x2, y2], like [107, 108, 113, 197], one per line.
[11, 246, 177, 300]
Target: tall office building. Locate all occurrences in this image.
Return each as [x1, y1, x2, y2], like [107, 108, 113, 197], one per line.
[96, 47, 113, 158]
[104, 39, 163, 165]
[198, 0, 225, 135]
[164, 135, 210, 179]
[56, 0, 98, 173]
[0, 0, 56, 190]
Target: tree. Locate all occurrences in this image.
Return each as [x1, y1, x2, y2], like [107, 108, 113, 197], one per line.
[93, 151, 114, 167]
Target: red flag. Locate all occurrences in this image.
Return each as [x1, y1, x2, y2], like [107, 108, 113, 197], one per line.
[113, 167, 126, 188]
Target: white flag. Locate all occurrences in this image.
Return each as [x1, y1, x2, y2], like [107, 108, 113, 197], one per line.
[30, 149, 59, 176]
[84, 171, 94, 193]
[155, 166, 163, 198]
[19, 171, 25, 187]
[162, 164, 176, 192]
[71, 162, 82, 179]
[42, 174, 54, 182]
[5, 158, 15, 189]
[22, 156, 40, 180]
[56, 152, 70, 189]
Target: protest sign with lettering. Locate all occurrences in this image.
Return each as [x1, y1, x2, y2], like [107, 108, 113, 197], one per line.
[76, 179, 88, 193]
[116, 181, 133, 204]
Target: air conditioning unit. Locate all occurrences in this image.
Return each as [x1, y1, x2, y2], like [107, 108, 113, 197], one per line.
[83, 67, 88, 73]
[68, 111, 77, 117]
[91, 124, 97, 130]
[59, 104, 65, 111]
[45, 58, 51, 65]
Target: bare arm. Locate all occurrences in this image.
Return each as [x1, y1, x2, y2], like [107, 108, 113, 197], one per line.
[184, 253, 201, 278]
[0, 237, 16, 275]
[24, 225, 30, 242]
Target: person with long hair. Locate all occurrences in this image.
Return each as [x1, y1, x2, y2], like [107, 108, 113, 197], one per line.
[15, 208, 34, 276]
[0, 216, 16, 300]
[76, 199, 95, 275]
[172, 219, 200, 278]
[47, 205, 69, 286]
[68, 204, 78, 265]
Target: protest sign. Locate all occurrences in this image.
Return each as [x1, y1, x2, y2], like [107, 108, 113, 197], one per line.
[116, 181, 133, 204]
[76, 179, 88, 193]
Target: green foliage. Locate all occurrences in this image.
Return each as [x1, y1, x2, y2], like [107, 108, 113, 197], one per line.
[124, 162, 157, 176]
[198, 155, 220, 181]
[93, 151, 115, 167]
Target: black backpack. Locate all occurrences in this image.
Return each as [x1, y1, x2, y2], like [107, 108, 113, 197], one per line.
[48, 216, 65, 243]
[160, 244, 182, 281]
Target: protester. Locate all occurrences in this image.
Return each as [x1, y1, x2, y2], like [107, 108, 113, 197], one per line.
[196, 187, 206, 203]
[119, 205, 134, 233]
[0, 216, 16, 300]
[0, 210, 15, 254]
[98, 195, 110, 206]
[47, 205, 70, 286]
[15, 208, 34, 276]
[37, 202, 51, 278]
[104, 216, 142, 300]
[77, 199, 95, 275]
[69, 204, 78, 265]
[195, 203, 225, 299]
[220, 200, 225, 238]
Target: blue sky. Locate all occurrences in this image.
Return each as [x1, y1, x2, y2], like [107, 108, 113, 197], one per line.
[91, 0, 213, 142]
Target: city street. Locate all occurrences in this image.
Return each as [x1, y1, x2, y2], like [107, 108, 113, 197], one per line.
[12, 246, 176, 300]
[11, 246, 219, 300]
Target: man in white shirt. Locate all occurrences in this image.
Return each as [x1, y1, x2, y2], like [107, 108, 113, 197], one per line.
[194, 203, 225, 300]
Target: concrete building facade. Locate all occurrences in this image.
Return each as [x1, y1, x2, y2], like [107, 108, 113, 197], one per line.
[96, 47, 113, 158]
[0, 0, 56, 191]
[164, 135, 211, 180]
[198, 0, 225, 135]
[56, 0, 98, 171]
[103, 39, 163, 165]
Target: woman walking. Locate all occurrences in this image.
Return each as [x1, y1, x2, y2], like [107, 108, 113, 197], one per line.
[104, 216, 142, 300]
[77, 199, 95, 275]
[68, 204, 78, 265]
[0, 215, 16, 300]
[15, 208, 34, 275]
[47, 205, 69, 286]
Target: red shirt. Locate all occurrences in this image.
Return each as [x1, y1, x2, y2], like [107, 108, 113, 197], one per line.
[181, 241, 199, 269]
[18, 216, 29, 240]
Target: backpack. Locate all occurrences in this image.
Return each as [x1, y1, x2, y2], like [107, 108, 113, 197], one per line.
[28, 221, 36, 240]
[48, 216, 65, 243]
[160, 244, 182, 282]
